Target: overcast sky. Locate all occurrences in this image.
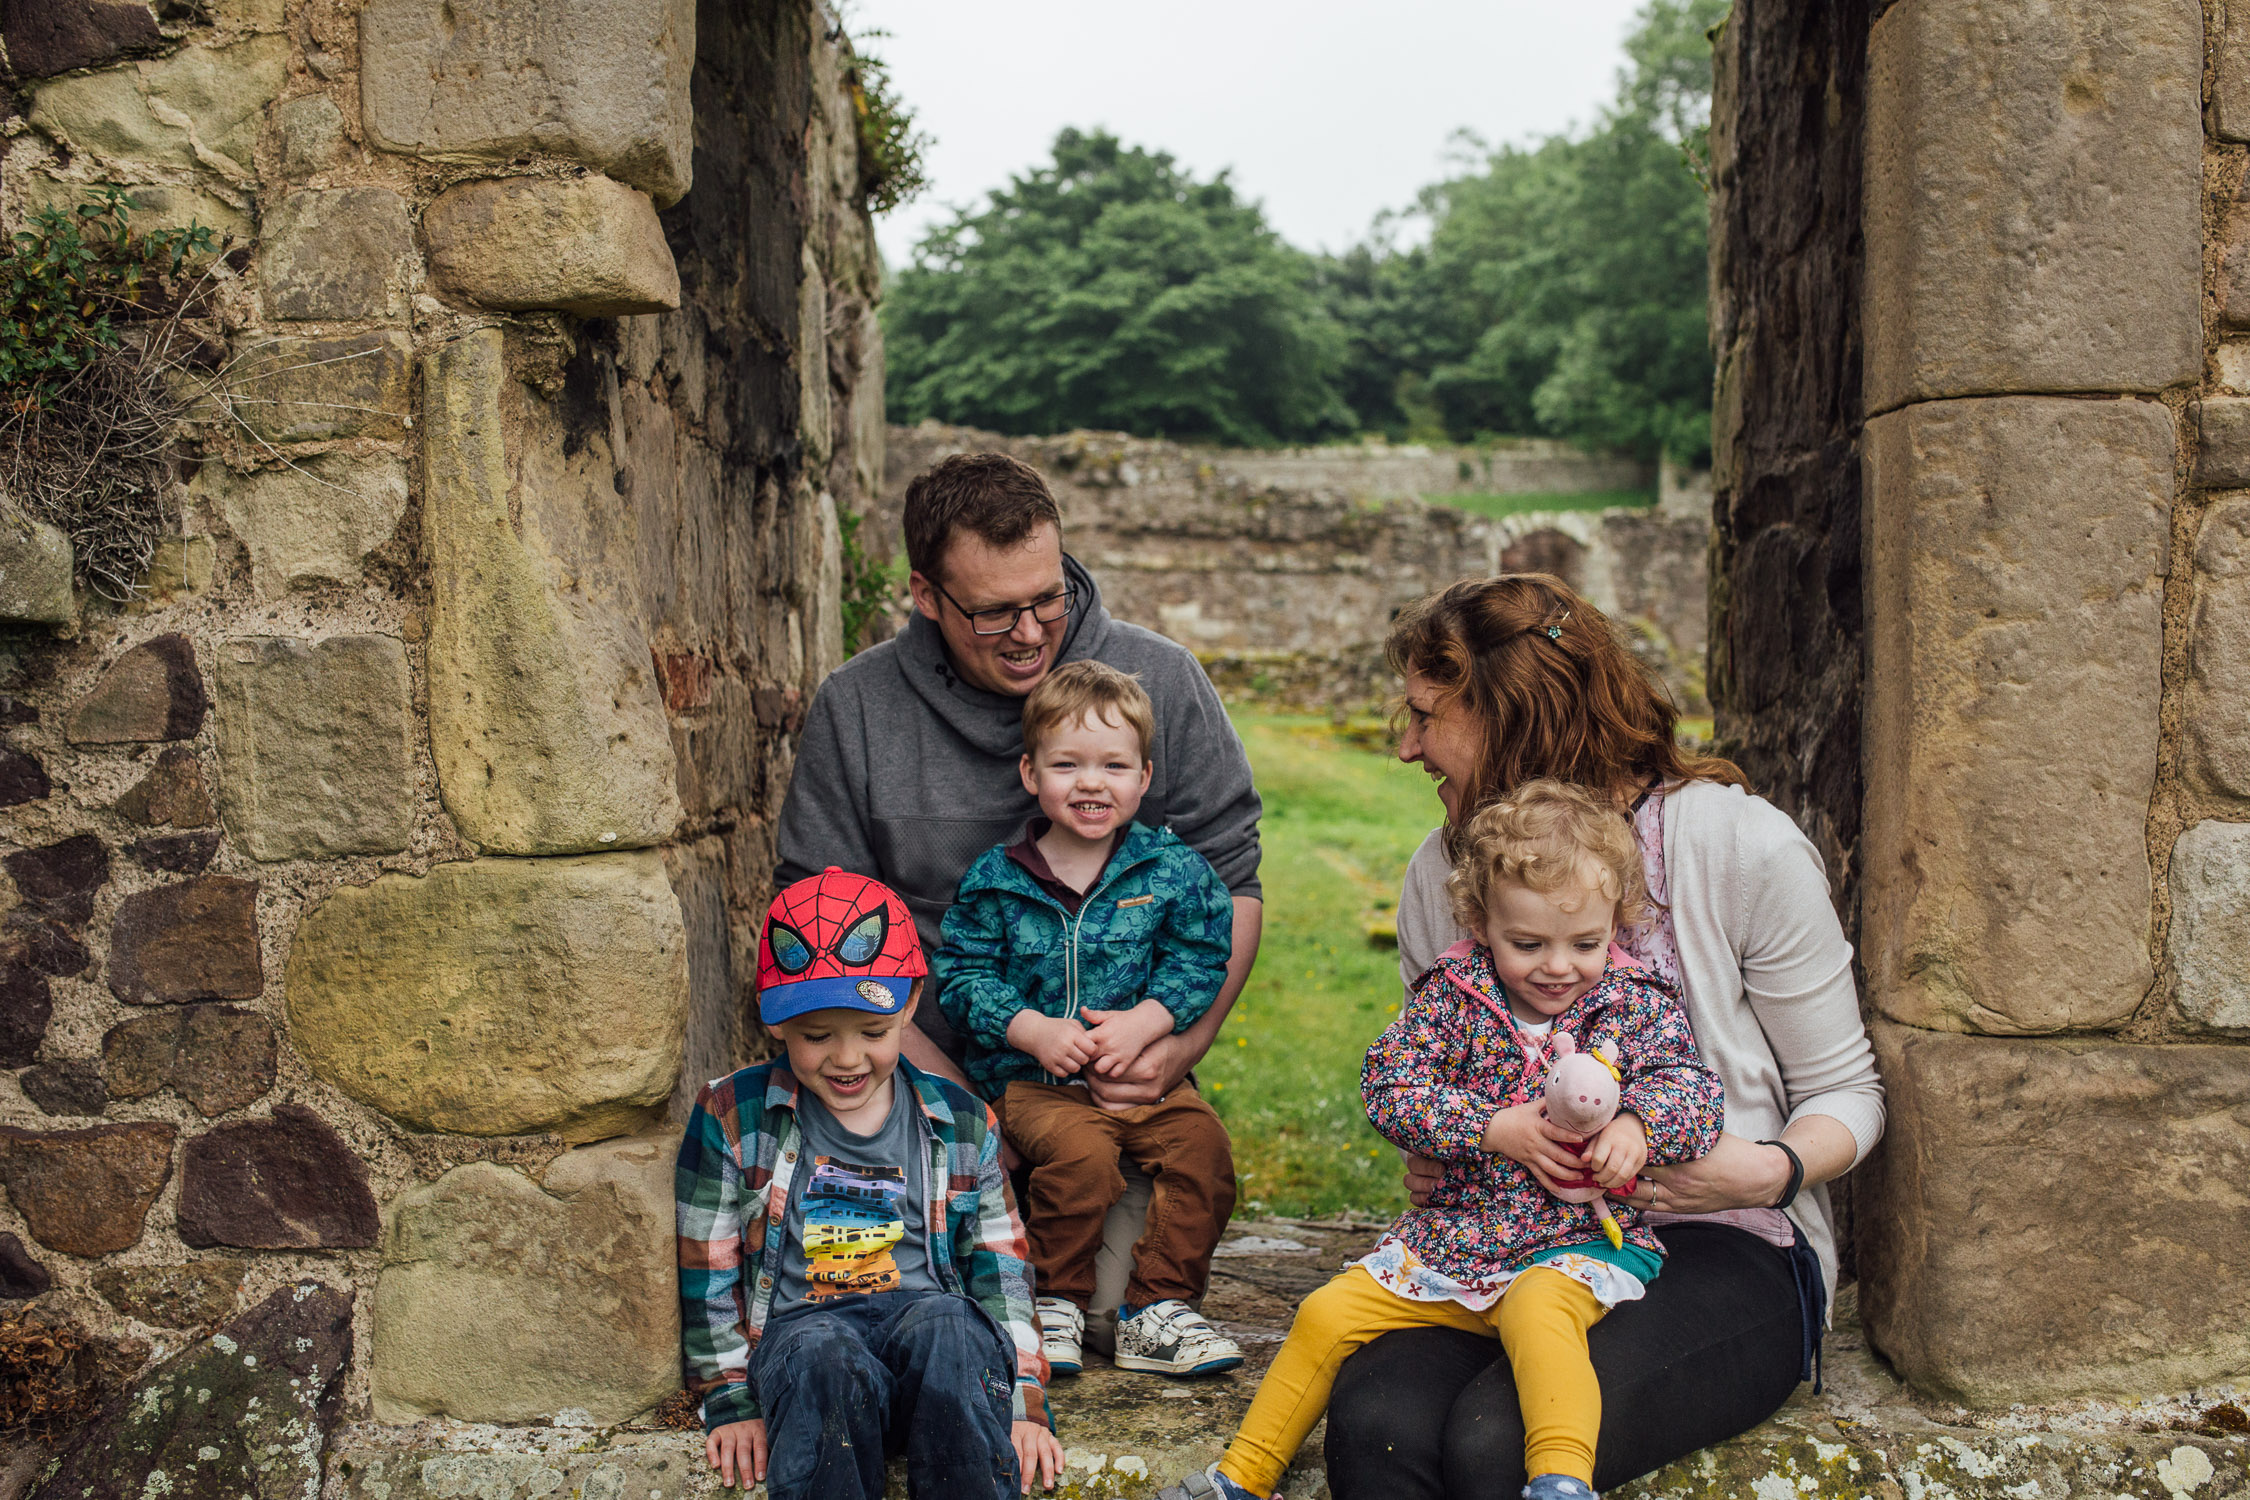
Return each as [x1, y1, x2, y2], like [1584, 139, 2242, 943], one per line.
[851, 0, 1649, 268]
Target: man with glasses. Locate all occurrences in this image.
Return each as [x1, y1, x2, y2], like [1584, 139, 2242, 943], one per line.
[777, 451, 1263, 1340]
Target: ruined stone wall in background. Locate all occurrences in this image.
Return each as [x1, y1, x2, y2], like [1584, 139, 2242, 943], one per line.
[0, 0, 876, 1478]
[882, 423, 1713, 716]
[1816, 0, 2250, 1408]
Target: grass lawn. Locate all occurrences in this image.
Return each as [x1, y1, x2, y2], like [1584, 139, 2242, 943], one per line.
[1199, 711, 1442, 1220]
[1435, 488, 1652, 520]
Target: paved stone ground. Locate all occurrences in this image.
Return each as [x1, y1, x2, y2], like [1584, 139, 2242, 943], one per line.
[322, 1220, 2250, 1500]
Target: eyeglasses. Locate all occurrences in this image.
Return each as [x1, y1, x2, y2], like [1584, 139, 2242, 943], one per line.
[931, 578, 1075, 636]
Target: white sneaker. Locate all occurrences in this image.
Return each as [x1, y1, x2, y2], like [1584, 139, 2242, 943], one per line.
[1112, 1299, 1243, 1376]
[1037, 1296, 1085, 1376]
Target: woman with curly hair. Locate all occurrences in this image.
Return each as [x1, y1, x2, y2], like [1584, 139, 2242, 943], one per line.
[1323, 573, 1884, 1499]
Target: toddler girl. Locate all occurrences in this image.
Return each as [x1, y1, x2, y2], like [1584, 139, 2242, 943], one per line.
[1164, 779, 1723, 1500]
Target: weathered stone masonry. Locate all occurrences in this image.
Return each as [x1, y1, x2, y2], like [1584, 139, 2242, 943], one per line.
[1717, 0, 2250, 1408]
[0, 0, 879, 1479]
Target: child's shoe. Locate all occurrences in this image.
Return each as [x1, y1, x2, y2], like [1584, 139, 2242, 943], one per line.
[1036, 1296, 1085, 1376]
[1113, 1299, 1244, 1375]
[1523, 1476, 1598, 1500]
[1156, 1461, 1269, 1500]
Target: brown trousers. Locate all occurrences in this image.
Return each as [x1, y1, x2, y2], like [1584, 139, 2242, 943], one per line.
[997, 1080, 1237, 1308]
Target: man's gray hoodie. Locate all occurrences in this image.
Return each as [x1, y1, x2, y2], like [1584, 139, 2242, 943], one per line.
[776, 556, 1262, 1053]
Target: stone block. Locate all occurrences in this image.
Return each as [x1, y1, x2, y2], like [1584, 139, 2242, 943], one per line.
[107, 876, 262, 1005]
[29, 1283, 351, 1500]
[422, 330, 681, 854]
[372, 1134, 681, 1424]
[359, 0, 694, 205]
[2184, 498, 2250, 798]
[92, 1259, 245, 1329]
[0, 0, 164, 80]
[0, 745, 51, 807]
[3, 908, 89, 978]
[19, 1059, 107, 1117]
[0, 1121, 174, 1255]
[1862, 0, 2201, 410]
[2195, 398, 2250, 490]
[798, 243, 831, 465]
[214, 634, 414, 860]
[0, 966, 51, 1067]
[124, 832, 220, 874]
[424, 175, 680, 316]
[258, 187, 413, 321]
[176, 1103, 379, 1249]
[0, 502, 73, 625]
[2164, 820, 2250, 1035]
[1858, 1023, 2250, 1403]
[102, 1005, 275, 1116]
[27, 36, 288, 182]
[2219, 0, 2250, 142]
[4, 834, 109, 925]
[286, 853, 687, 1139]
[274, 92, 348, 175]
[1862, 398, 2167, 1034]
[114, 745, 214, 828]
[228, 330, 412, 444]
[0, 1233, 51, 1299]
[66, 633, 206, 745]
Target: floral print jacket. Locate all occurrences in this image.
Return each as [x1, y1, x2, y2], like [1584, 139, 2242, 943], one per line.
[1362, 940, 1725, 1283]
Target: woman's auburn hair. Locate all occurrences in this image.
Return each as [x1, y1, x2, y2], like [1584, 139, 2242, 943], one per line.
[1386, 573, 1748, 829]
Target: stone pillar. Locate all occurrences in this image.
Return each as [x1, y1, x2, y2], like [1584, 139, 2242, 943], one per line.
[0, 0, 881, 1463]
[1852, 0, 2250, 1403]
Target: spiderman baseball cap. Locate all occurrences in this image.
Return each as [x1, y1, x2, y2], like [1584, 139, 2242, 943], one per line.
[757, 868, 929, 1025]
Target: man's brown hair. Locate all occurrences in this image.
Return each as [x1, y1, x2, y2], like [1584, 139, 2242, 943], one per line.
[1020, 661, 1155, 762]
[901, 452, 1064, 582]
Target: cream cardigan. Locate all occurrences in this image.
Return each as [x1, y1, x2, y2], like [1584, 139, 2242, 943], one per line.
[1394, 778, 1886, 1304]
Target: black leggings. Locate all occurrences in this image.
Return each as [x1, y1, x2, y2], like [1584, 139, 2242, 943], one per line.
[1323, 1226, 1806, 1499]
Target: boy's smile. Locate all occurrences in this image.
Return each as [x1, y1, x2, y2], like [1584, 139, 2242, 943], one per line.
[769, 996, 918, 1131]
[1021, 708, 1152, 847]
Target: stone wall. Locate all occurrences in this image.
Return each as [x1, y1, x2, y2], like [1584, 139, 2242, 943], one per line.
[1714, 0, 2250, 1407]
[881, 423, 1713, 715]
[0, 0, 878, 1479]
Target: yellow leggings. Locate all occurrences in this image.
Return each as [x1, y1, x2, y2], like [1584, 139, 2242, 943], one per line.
[1217, 1265, 1607, 1497]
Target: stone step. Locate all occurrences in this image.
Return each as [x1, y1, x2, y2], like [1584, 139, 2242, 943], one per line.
[323, 1229, 2250, 1500]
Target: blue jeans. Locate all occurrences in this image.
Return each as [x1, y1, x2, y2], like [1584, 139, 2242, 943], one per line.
[748, 1290, 1021, 1500]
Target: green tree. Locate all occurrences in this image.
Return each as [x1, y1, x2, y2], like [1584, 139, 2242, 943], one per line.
[884, 129, 1353, 446]
[1329, 0, 1727, 463]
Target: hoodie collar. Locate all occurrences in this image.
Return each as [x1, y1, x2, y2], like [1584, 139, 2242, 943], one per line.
[892, 554, 1113, 760]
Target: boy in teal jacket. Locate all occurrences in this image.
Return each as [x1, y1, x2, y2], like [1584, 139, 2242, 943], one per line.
[936, 662, 1243, 1381]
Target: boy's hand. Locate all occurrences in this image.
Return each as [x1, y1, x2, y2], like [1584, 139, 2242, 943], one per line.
[1014, 1419, 1065, 1492]
[705, 1418, 766, 1489]
[1007, 1010, 1095, 1078]
[1584, 1111, 1648, 1190]
[1076, 1000, 1175, 1080]
[1481, 1100, 1588, 1194]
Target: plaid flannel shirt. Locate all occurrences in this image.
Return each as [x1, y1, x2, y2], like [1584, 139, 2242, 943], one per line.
[675, 1055, 1051, 1432]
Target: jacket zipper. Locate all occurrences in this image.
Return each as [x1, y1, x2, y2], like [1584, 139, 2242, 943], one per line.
[1033, 842, 1154, 1085]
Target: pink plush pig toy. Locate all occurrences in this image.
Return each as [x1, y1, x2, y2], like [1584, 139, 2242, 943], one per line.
[1542, 1032, 1635, 1249]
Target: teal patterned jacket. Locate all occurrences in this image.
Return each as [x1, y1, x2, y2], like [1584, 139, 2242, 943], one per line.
[935, 821, 1235, 1092]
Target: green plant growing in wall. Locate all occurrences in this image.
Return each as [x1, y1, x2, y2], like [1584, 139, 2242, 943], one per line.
[0, 187, 222, 601]
[843, 33, 931, 215]
[837, 506, 901, 656]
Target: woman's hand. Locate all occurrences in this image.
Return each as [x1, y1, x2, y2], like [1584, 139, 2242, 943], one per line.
[1014, 1419, 1065, 1492]
[706, 1417, 767, 1488]
[1007, 1011, 1094, 1079]
[1582, 1112, 1647, 1191]
[1620, 1131, 1792, 1214]
[1402, 1150, 1444, 1207]
[1480, 1101, 1587, 1194]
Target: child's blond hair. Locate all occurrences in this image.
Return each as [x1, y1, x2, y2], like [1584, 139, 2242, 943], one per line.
[1021, 660, 1155, 761]
[1446, 778, 1653, 934]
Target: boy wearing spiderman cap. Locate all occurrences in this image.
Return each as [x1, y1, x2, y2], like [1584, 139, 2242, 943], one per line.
[676, 868, 1064, 1500]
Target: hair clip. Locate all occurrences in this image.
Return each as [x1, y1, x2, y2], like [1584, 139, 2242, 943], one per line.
[1545, 609, 1570, 641]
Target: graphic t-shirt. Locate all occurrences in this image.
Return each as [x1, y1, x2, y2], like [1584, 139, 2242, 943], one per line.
[772, 1080, 940, 1315]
